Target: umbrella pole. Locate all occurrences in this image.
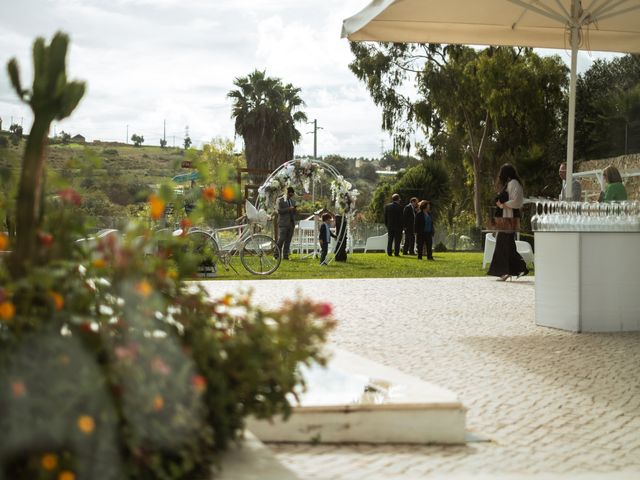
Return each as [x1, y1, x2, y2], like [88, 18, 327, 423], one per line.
[565, 5, 579, 200]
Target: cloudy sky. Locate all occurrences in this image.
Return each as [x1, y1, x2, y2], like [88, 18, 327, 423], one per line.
[0, 0, 619, 159]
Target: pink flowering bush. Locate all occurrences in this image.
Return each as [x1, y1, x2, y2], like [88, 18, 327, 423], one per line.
[0, 33, 334, 480]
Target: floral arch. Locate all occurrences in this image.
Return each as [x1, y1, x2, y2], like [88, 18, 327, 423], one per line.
[254, 158, 359, 260]
[256, 158, 358, 217]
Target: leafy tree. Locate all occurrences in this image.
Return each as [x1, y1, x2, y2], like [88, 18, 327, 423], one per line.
[228, 70, 307, 175]
[59, 130, 71, 144]
[349, 43, 567, 227]
[575, 54, 640, 159]
[9, 123, 23, 145]
[392, 160, 451, 220]
[358, 161, 378, 182]
[184, 135, 192, 149]
[131, 133, 144, 147]
[160, 138, 167, 148]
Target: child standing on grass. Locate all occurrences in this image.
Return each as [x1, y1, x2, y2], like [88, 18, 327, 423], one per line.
[319, 213, 336, 266]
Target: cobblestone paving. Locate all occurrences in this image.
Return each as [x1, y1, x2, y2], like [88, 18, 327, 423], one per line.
[205, 277, 640, 479]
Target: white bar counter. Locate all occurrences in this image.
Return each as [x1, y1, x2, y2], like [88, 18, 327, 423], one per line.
[535, 231, 640, 332]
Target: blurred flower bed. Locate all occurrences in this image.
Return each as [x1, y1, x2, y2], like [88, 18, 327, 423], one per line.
[0, 33, 334, 480]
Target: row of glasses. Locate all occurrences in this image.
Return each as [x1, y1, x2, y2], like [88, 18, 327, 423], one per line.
[530, 199, 640, 232]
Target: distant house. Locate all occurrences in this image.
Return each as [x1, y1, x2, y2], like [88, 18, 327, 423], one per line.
[71, 134, 86, 143]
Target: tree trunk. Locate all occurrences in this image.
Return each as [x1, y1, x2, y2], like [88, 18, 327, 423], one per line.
[472, 156, 483, 228]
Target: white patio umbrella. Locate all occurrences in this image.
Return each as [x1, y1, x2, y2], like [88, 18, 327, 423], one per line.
[342, 0, 640, 198]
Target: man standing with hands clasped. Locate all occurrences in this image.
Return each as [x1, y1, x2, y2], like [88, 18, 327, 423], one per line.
[276, 186, 296, 260]
[384, 193, 403, 257]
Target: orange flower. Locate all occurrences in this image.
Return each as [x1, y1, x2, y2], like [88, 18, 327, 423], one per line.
[152, 395, 164, 412]
[58, 471, 76, 480]
[221, 185, 235, 202]
[92, 258, 106, 269]
[0, 233, 8, 250]
[41, 453, 58, 471]
[135, 280, 152, 297]
[148, 194, 166, 220]
[49, 291, 64, 311]
[11, 380, 26, 397]
[167, 268, 178, 280]
[180, 218, 192, 235]
[221, 294, 233, 306]
[77, 415, 95, 434]
[202, 186, 216, 201]
[191, 375, 207, 393]
[0, 301, 15, 321]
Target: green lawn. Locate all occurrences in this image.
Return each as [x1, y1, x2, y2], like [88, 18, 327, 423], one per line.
[210, 251, 490, 280]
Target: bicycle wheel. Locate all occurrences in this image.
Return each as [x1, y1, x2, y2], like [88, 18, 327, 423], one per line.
[185, 230, 219, 277]
[240, 234, 281, 275]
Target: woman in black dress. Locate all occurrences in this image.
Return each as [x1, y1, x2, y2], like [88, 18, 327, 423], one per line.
[488, 164, 529, 281]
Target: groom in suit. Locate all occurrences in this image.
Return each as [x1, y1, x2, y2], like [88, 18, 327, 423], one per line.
[276, 186, 296, 260]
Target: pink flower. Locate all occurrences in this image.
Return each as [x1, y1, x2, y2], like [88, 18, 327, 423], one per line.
[59, 188, 82, 206]
[151, 356, 171, 375]
[314, 302, 333, 317]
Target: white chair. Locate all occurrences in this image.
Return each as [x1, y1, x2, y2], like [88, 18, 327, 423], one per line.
[294, 220, 317, 255]
[482, 232, 534, 268]
[364, 232, 388, 253]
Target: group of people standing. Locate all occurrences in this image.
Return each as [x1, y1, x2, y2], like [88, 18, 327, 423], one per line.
[384, 194, 435, 260]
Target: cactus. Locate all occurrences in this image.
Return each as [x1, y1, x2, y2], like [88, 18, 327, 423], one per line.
[7, 32, 85, 277]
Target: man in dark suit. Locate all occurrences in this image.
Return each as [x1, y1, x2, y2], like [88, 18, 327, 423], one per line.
[384, 193, 403, 257]
[276, 186, 296, 259]
[402, 197, 418, 255]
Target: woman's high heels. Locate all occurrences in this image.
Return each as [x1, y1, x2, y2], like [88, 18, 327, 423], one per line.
[497, 274, 511, 282]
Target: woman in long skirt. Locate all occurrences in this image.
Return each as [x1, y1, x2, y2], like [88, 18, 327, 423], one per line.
[488, 163, 529, 281]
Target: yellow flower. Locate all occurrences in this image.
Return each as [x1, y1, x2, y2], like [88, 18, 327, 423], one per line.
[77, 415, 95, 434]
[152, 394, 164, 412]
[49, 291, 64, 311]
[167, 268, 178, 280]
[148, 194, 166, 220]
[0, 233, 8, 250]
[58, 471, 76, 480]
[136, 280, 153, 297]
[0, 301, 15, 321]
[41, 453, 58, 471]
[92, 258, 106, 269]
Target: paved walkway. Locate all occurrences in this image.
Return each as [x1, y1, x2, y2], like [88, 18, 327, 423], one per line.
[204, 277, 640, 480]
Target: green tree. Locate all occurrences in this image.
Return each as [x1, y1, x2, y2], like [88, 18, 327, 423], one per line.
[575, 54, 640, 159]
[184, 135, 192, 149]
[160, 138, 167, 148]
[59, 130, 71, 144]
[131, 133, 144, 147]
[349, 43, 567, 227]
[9, 123, 23, 145]
[228, 70, 307, 175]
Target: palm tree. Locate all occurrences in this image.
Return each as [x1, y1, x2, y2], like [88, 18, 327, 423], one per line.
[228, 70, 307, 176]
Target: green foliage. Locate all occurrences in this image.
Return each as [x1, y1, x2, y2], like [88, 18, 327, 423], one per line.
[349, 43, 567, 227]
[131, 134, 144, 147]
[434, 241, 448, 252]
[368, 161, 450, 222]
[183, 136, 192, 150]
[575, 54, 640, 159]
[59, 131, 71, 144]
[392, 160, 451, 220]
[160, 138, 167, 149]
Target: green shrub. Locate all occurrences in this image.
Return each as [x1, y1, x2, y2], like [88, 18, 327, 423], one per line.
[434, 241, 448, 252]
